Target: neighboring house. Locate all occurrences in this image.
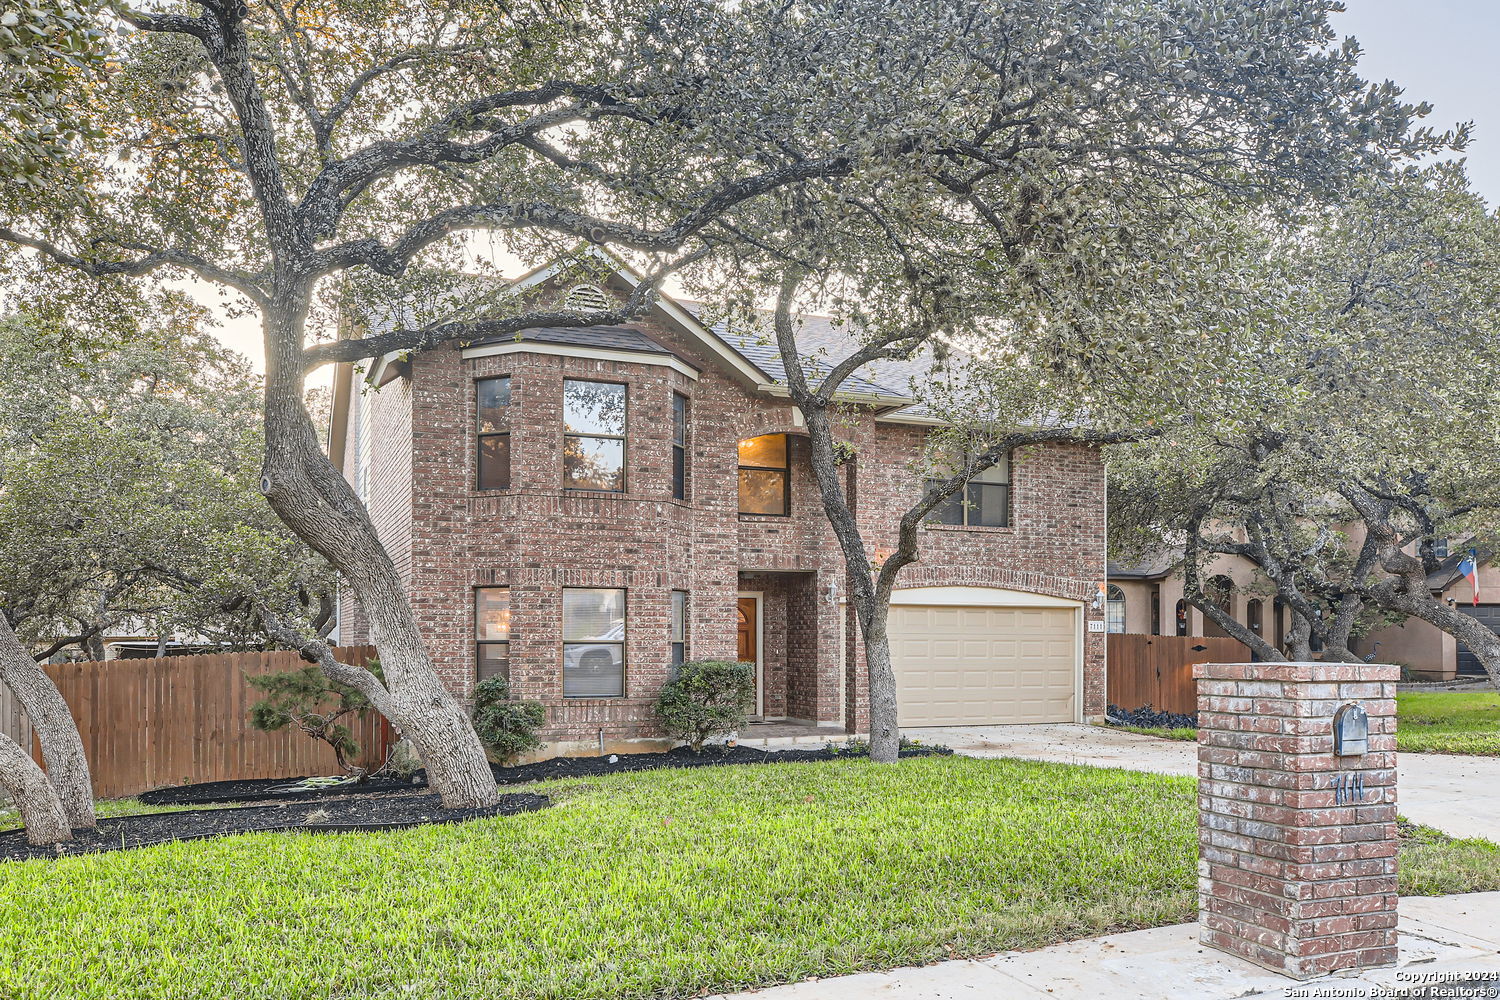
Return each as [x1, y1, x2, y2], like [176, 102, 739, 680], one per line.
[1107, 539, 1497, 680]
[328, 251, 1110, 753]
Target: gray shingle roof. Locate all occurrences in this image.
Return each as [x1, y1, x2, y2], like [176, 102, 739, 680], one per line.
[467, 325, 675, 357]
[676, 300, 938, 409]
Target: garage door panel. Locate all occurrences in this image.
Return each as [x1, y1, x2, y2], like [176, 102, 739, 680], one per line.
[891, 604, 1077, 727]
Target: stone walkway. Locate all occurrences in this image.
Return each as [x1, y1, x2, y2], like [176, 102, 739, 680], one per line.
[710, 892, 1500, 999]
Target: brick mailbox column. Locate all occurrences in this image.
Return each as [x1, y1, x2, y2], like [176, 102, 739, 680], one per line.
[1195, 661, 1399, 980]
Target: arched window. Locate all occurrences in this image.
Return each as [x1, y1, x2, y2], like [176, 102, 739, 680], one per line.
[1202, 575, 1235, 638]
[1106, 585, 1127, 633]
[1175, 599, 1188, 636]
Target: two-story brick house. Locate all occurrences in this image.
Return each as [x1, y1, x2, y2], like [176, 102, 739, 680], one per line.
[329, 252, 1110, 753]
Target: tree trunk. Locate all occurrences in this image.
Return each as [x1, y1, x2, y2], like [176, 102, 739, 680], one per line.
[1286, 610, 1314, 660]
[0, 617, 95, 828]
[0, 732, 71, 846]
[258, 297, 498, 809]
[794, 403, 902, 762]
[859, 606, 901, 761]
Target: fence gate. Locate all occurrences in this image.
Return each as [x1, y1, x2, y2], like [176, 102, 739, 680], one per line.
[1106, 633, 1249, 716]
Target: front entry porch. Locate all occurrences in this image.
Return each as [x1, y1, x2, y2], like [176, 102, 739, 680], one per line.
[736, 570, 846, 731]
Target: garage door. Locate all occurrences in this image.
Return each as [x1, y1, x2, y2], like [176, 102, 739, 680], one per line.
[1456, 605, 1500, 676]
[889, 605, 1077, 726]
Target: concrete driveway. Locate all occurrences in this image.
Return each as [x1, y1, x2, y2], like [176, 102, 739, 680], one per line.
[905, 723, 1500, 842]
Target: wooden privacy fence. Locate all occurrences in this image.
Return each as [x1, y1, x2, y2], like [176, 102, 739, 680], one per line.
[3, 646, 389, 799]
[1107, 633, 1250, 716]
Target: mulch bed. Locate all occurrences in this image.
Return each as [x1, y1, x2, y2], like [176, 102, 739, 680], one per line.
[0, 789, 548, 862]
[140, 743, 953, 807]
[1106, 703, 1198, 730]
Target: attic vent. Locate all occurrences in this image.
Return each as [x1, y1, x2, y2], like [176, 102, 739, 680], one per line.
[563, 283, 611, 313]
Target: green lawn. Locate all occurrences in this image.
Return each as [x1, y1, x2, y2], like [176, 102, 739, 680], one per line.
[0, 797, 197, 834]
[1114, 725, 1198, 742]
[1396, 691, 1500, 756]
[0, 756, 1494, 1000]
[1109, 690, 1500, 756]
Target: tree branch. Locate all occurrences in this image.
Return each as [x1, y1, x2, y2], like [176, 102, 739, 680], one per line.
[0, 228, 269, 306]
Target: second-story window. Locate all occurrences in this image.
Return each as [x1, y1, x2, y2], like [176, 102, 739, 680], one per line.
[563, 379, 626, 492]
[928, 453, 1010, 527]
[738, 434, 789, 515]
[476, 376, 511, 491]
[672, 393, 689, 501]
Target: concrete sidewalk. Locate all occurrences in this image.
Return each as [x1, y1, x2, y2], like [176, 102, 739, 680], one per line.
[904, 723, 1500, 842]
[710, 893, 1500, 999]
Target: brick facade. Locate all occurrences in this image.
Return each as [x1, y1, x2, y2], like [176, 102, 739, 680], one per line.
[338, 281, 1109, 747]
[1196, 661, 1400, 980]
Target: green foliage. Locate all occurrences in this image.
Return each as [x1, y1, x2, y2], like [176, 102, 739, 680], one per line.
[1107, 165, 1500, 658]
[0, 305, 332, 657]
[0, 0, 117, 202]
[1397, 692, 1500, 756]
[247, 660, 383, 773]
[827, 736, 947, 756]
[656, 660, 755, 752]
[471, 676, 545, 765]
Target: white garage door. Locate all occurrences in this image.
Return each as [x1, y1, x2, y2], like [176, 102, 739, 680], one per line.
[889, 605, 1077, 726]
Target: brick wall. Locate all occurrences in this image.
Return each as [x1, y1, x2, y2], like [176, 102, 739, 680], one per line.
[340, 283, 1108, 742]
[1196, 661, 1399, 980]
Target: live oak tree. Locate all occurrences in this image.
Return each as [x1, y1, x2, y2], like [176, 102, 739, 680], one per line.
[0, 303, 332, 843]
[0, 0, 892, 809]
[675, 0, 1452, 762]
[1110, 166, 1500, 685]
[0, 0, 1458, 786]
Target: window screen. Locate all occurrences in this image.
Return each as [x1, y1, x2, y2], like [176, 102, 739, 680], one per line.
[672, 393, 688, 501]
[563, 380, 626, 491]
[670, 590, 687, 670]
[562, 588, 625, 697]
[475, 587, 510, 682]
[927, 452, 1010, 527]
[476, 377, 511, 491]
[738, 434, 789, 515]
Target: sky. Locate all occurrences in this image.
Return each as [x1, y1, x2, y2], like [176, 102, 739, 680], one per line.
[205, 1, 1500, 373]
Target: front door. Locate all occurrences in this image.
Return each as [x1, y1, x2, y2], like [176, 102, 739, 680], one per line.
[736, 594, 763, 718]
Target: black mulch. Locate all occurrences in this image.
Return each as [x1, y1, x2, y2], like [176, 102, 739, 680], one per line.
[1106, 703, 1199, 730]
[141, 743, 954, 807]
[0, 789, 548, 862]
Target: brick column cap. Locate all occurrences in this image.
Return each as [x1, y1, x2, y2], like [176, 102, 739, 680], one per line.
[1193, 661, 1401, 683]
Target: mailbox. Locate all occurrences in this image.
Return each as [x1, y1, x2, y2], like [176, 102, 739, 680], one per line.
[1333, 703, 1369, 756]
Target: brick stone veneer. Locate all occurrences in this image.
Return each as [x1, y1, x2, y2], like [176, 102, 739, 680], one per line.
[1195, 661, 1399, 980]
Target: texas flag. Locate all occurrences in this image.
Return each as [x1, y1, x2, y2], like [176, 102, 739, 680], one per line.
[1458, 549, 1481, 606]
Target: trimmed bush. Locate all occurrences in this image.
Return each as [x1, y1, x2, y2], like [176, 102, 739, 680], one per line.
[657, 659, 755, 752]
[472, 676, 545, 764]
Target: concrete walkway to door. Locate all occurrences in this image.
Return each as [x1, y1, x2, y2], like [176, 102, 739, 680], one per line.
[904, 723, 1500, 842]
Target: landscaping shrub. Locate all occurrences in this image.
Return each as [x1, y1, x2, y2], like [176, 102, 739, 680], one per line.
[656, 659, 755, 752]
[828, 736, 951, 756]
[471, 676, 545, 764]
[248, 659, 384, 773]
